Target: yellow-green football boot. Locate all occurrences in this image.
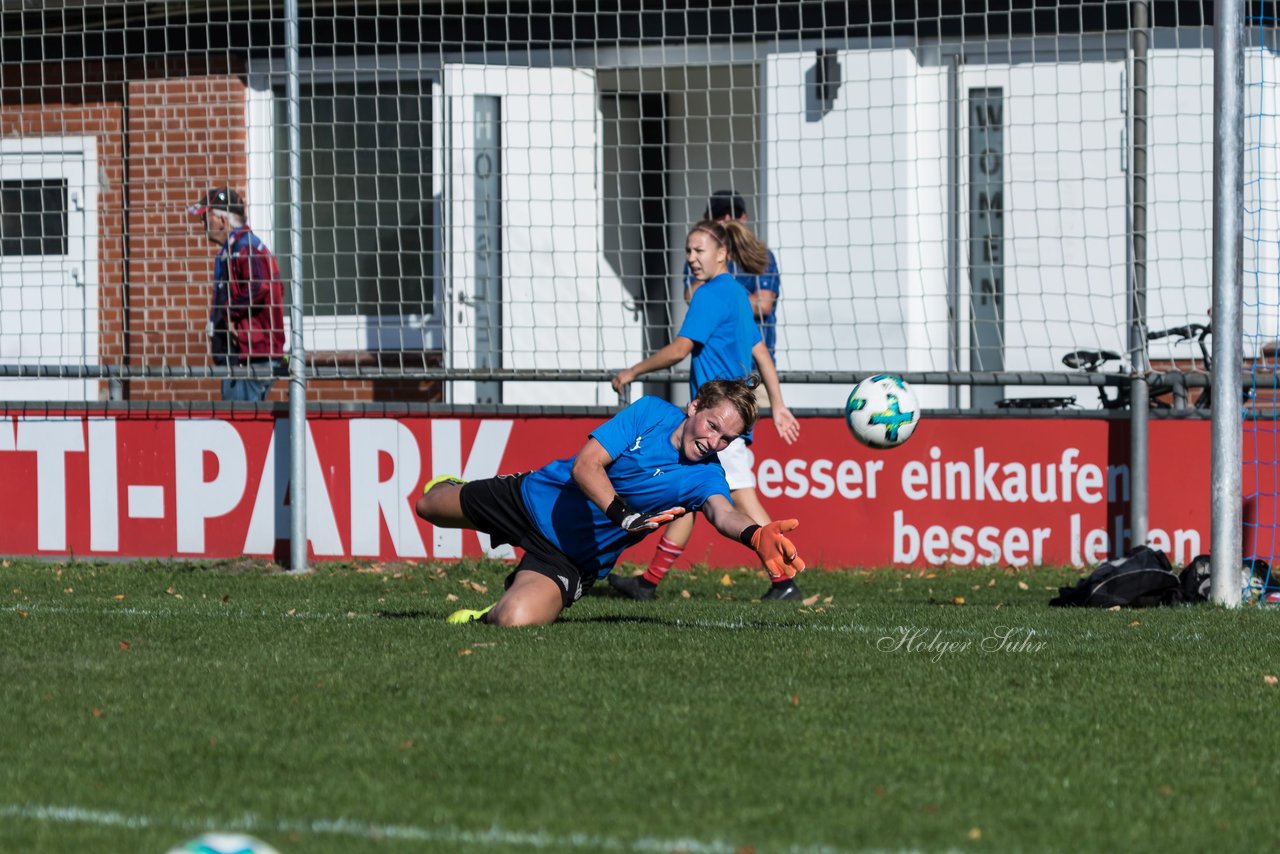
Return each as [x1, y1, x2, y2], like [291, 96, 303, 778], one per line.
[446, 603, 494, 625]
[422, 474, 467, 495]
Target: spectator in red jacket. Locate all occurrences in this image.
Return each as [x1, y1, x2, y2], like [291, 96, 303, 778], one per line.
[188, 187, 285, 402]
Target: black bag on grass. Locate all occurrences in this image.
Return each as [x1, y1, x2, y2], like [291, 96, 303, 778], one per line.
[1179, 554, 1272, 603]
[1049, 546, 1184, 608]
[1179, 554, 1212, 602]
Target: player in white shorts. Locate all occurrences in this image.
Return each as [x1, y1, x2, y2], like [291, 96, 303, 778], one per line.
[610, 218, 802, 601]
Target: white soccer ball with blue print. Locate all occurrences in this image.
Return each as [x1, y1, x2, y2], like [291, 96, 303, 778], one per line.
[844, 375, 921, 449]
[166, 833, 280, 854]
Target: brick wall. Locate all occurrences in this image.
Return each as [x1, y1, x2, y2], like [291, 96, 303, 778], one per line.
[2, 58, 444, 405]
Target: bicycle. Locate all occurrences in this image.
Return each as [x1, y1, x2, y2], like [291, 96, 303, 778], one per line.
[996, 323, 1219, 411]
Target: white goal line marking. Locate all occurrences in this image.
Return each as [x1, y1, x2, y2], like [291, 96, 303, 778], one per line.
[0, 802, 879, 854]
[7, 603, 1013, 638]
[11, 604, 1212, 644]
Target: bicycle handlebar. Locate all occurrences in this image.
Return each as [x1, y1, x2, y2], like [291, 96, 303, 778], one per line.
[1148, 323, 1209, 342]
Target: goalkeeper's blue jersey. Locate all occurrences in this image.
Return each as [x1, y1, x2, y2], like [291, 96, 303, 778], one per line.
[519, 396, 730, 578]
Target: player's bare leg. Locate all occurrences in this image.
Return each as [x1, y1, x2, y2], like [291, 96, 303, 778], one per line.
[484, 571, 564, 626]
[415, 477, 469, 528]
[728, 486, 771, 526]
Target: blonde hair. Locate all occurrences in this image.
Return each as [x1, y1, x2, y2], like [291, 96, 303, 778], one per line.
[688, 219, 770, 276]
[692, 376, 760, 434]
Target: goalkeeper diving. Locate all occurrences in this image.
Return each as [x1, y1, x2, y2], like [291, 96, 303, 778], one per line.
[415, 377, 806, 627]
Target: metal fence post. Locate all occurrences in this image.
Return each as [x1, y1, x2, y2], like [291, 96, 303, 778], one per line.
[284, 0, 309, 574]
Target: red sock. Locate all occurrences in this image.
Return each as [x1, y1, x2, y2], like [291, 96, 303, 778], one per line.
[642, 536, 685, 586]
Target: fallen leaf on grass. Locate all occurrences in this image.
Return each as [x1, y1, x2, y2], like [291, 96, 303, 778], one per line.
[400, 740, 415, 749]
[1, 560, 9, 568]
[1159, 785, 1174, 797]
[464, 581, 489, 594]
[802, 594, 820, 606]
[113, 594, 125, 600]
[1129, 620, 1141, 628]
[1017, 581, 1029, 591]
[720, 574, 734, 587]
[16, 609, 28, 618]
[950, 596, 965, 605]
[91, 708, 104, 718]
[63, 587, 73, 594]
[824, 596, 834, 604]
[968, 828, 983, 841]
[988, 578, 997, 587]
[117, 641, 130, 651]
[680, 589, 691, 599]
[790, 694, 800, 706]
[1265, 675, 1278, 686]
[457, 648, 473, 657]
[1106, 605, 1122, 612]
[286, 608, 298, 617]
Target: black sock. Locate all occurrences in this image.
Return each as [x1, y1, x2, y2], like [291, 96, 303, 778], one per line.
[771, 578, 793, 589]
[637, 576, 658, 589]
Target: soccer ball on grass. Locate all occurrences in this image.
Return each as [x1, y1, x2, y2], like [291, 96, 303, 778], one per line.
[166, 833, 281, 854]
[844, 375, 921, 449]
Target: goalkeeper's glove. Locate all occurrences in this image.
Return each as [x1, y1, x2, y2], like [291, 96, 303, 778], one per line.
[740, 519, 806, 580]
[605, 496, 687, 533]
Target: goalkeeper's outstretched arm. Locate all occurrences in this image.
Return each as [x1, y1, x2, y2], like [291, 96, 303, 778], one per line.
[701, 494, 806, 579]
[571, 437, 686, 533]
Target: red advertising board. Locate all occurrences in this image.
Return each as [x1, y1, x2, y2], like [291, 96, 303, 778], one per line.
[0, 411, 1252, 568]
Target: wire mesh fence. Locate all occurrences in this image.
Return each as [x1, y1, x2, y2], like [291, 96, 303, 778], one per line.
[0, 2, 1272, 412]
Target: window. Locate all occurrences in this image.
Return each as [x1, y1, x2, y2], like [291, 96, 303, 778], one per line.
[275, 80, 435, 324]
[0, 179, 68, 257]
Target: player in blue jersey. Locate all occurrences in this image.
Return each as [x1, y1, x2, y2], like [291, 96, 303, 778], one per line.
[415, 378, 806, 627]
[684, 191, 781, 364]
[610, 219, 803, 601]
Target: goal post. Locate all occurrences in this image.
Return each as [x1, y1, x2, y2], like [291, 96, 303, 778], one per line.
[1211, 0, 1243, 607]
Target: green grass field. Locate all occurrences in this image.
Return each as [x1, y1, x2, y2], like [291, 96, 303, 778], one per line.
[2, 558, 1277, 853]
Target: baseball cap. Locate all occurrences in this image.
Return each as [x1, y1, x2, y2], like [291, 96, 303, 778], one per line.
[706, 189, 748, 221]
[187, 187, 246, 219]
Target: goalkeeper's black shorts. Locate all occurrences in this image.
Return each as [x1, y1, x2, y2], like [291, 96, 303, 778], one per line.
[459, 473, 596, 608]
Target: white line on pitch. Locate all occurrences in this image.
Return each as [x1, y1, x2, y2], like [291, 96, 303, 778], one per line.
[0, 802, 875, 854]
[11, 604, 1212, 644]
